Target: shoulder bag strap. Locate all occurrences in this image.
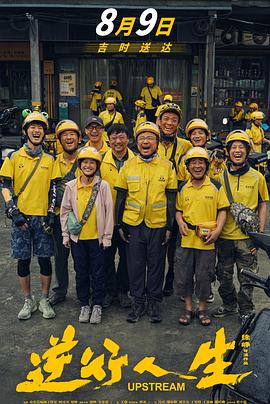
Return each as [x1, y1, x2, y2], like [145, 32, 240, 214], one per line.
[14, 155, 42, 199]
[104, 111, 117, 131]
[147, 86, 154, 101]
[81, 178, 102, 224]
[169, 140, 178, 171]
[62, 160, 78, 181]
[223, 170, 234, 205]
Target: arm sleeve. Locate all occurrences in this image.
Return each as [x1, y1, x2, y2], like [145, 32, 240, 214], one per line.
[48, 180, 57, 213]
[176, 190, 183, 212]
[217, 186, 230, 210]
[166, 189, 177, 230]
[101, 181, 114, 247]
[60, 185, 73, 240]
[115, 188, 127, 226]
[258, 174, 269, 202]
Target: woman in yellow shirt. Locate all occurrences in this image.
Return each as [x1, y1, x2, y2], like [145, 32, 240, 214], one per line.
[60, 147, 114, 324]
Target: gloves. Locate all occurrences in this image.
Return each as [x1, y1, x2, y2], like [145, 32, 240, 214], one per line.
[6, 201, 28, 227]
[117, 224, 130, 243]
[162, 229, 172, 246]
[42, 212, 55, 235]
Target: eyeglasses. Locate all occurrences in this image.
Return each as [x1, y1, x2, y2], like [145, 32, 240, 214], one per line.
[109, 134, 128, 141]
[88, 125, 103, 131]
[137, 136, 157, 142]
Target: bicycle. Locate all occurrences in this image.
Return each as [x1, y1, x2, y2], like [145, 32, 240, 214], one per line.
[212, 231, 270, 404]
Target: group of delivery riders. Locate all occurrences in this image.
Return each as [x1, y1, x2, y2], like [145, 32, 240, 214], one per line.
[0, 94, 269, 327]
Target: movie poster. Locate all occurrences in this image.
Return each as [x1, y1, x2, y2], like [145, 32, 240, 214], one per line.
[0, 1, 270, 404]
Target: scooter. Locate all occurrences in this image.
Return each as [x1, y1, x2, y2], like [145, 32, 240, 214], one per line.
[211, 231, 270, 404]
[0, 106, 21, 136]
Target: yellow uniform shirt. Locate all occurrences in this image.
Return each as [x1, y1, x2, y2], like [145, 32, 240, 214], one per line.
[90, 92, 102, 112]
[100, 148, 134, 205]
[140, 85, 162, 110]
[230, 107, 245, 122]
[99, 110, 124, 143]
[84, 140, 109, 157]
[77, 177, 98, 240]
[176, 176, 230, 250]
[246, 124, 264, 153]
[158, 139, 192, 173]
[103, 89, 123, 102]
[220, 167, 269, 240]
[133, 111, 147, 138]
[52, 153, 81, 215]
[0, 147, 55, 216]
[115, 155, 177, 228]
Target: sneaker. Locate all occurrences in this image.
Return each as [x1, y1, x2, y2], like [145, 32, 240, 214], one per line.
[79, 305, 91, 323]
[127, 303, 146, 323]
[118, 292, 132, 308]
[39, 298, 56, 319]
[147, 301, 162, 323]
[206, 293, 215, 303]
[49, 293, 66, 306]
[212, 305, 238, 318]
[18, 296, 37, 320]
[90, 305, 102, 324]
[102, 294, 114, 309]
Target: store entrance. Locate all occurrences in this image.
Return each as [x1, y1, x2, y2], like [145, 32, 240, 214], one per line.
[79, 56, 189, 134]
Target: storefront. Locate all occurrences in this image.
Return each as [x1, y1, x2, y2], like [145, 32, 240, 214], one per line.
[2, 1, 270, 132]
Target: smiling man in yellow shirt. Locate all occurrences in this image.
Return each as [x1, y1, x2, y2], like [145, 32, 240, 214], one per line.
[0, 111, 57, 321]
[213, 130, 269, 323]
[175, 147, 229, 326]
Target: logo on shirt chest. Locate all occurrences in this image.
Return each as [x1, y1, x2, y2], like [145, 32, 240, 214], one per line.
[158, 175, 166, 182]
[205, 195, 213, 200]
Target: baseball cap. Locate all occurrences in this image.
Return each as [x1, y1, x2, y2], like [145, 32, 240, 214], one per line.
[85, 116, 104, 128]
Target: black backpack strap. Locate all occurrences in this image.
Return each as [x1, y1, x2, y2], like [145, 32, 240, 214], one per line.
[169, 140, 178, 171]
[223, 170, 234, 204]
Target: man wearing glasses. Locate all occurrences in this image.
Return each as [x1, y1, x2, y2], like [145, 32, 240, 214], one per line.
[100, 124, 134, 309]
[84, 116, 109, 157]
[115, 122, 177, 323]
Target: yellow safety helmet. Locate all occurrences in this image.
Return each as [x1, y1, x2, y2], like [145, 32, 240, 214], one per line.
[110, 79, 117, 86]
[185, 147, 210, 165]
[225, 130, 251, 148]
[95, 81, 102, 87]
[235, 101, 243, 107]
[250, 111, 264, 121]
[159, 102, 182, 120]
[185, 118, 210, 138]
[135, 121, 160, 139]
[164, 94, 173, 102]
[146, 76, 154, 85]
[249, 102, 258, 111]
[55, 119, 81, 138]
[77, 146, 102, 164]
[22, 111, 49, 131]
[105, 97, 116, 105]
[135, 100, 146, 109]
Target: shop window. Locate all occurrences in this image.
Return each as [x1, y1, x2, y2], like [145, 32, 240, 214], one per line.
[214, 56, 267, 108]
